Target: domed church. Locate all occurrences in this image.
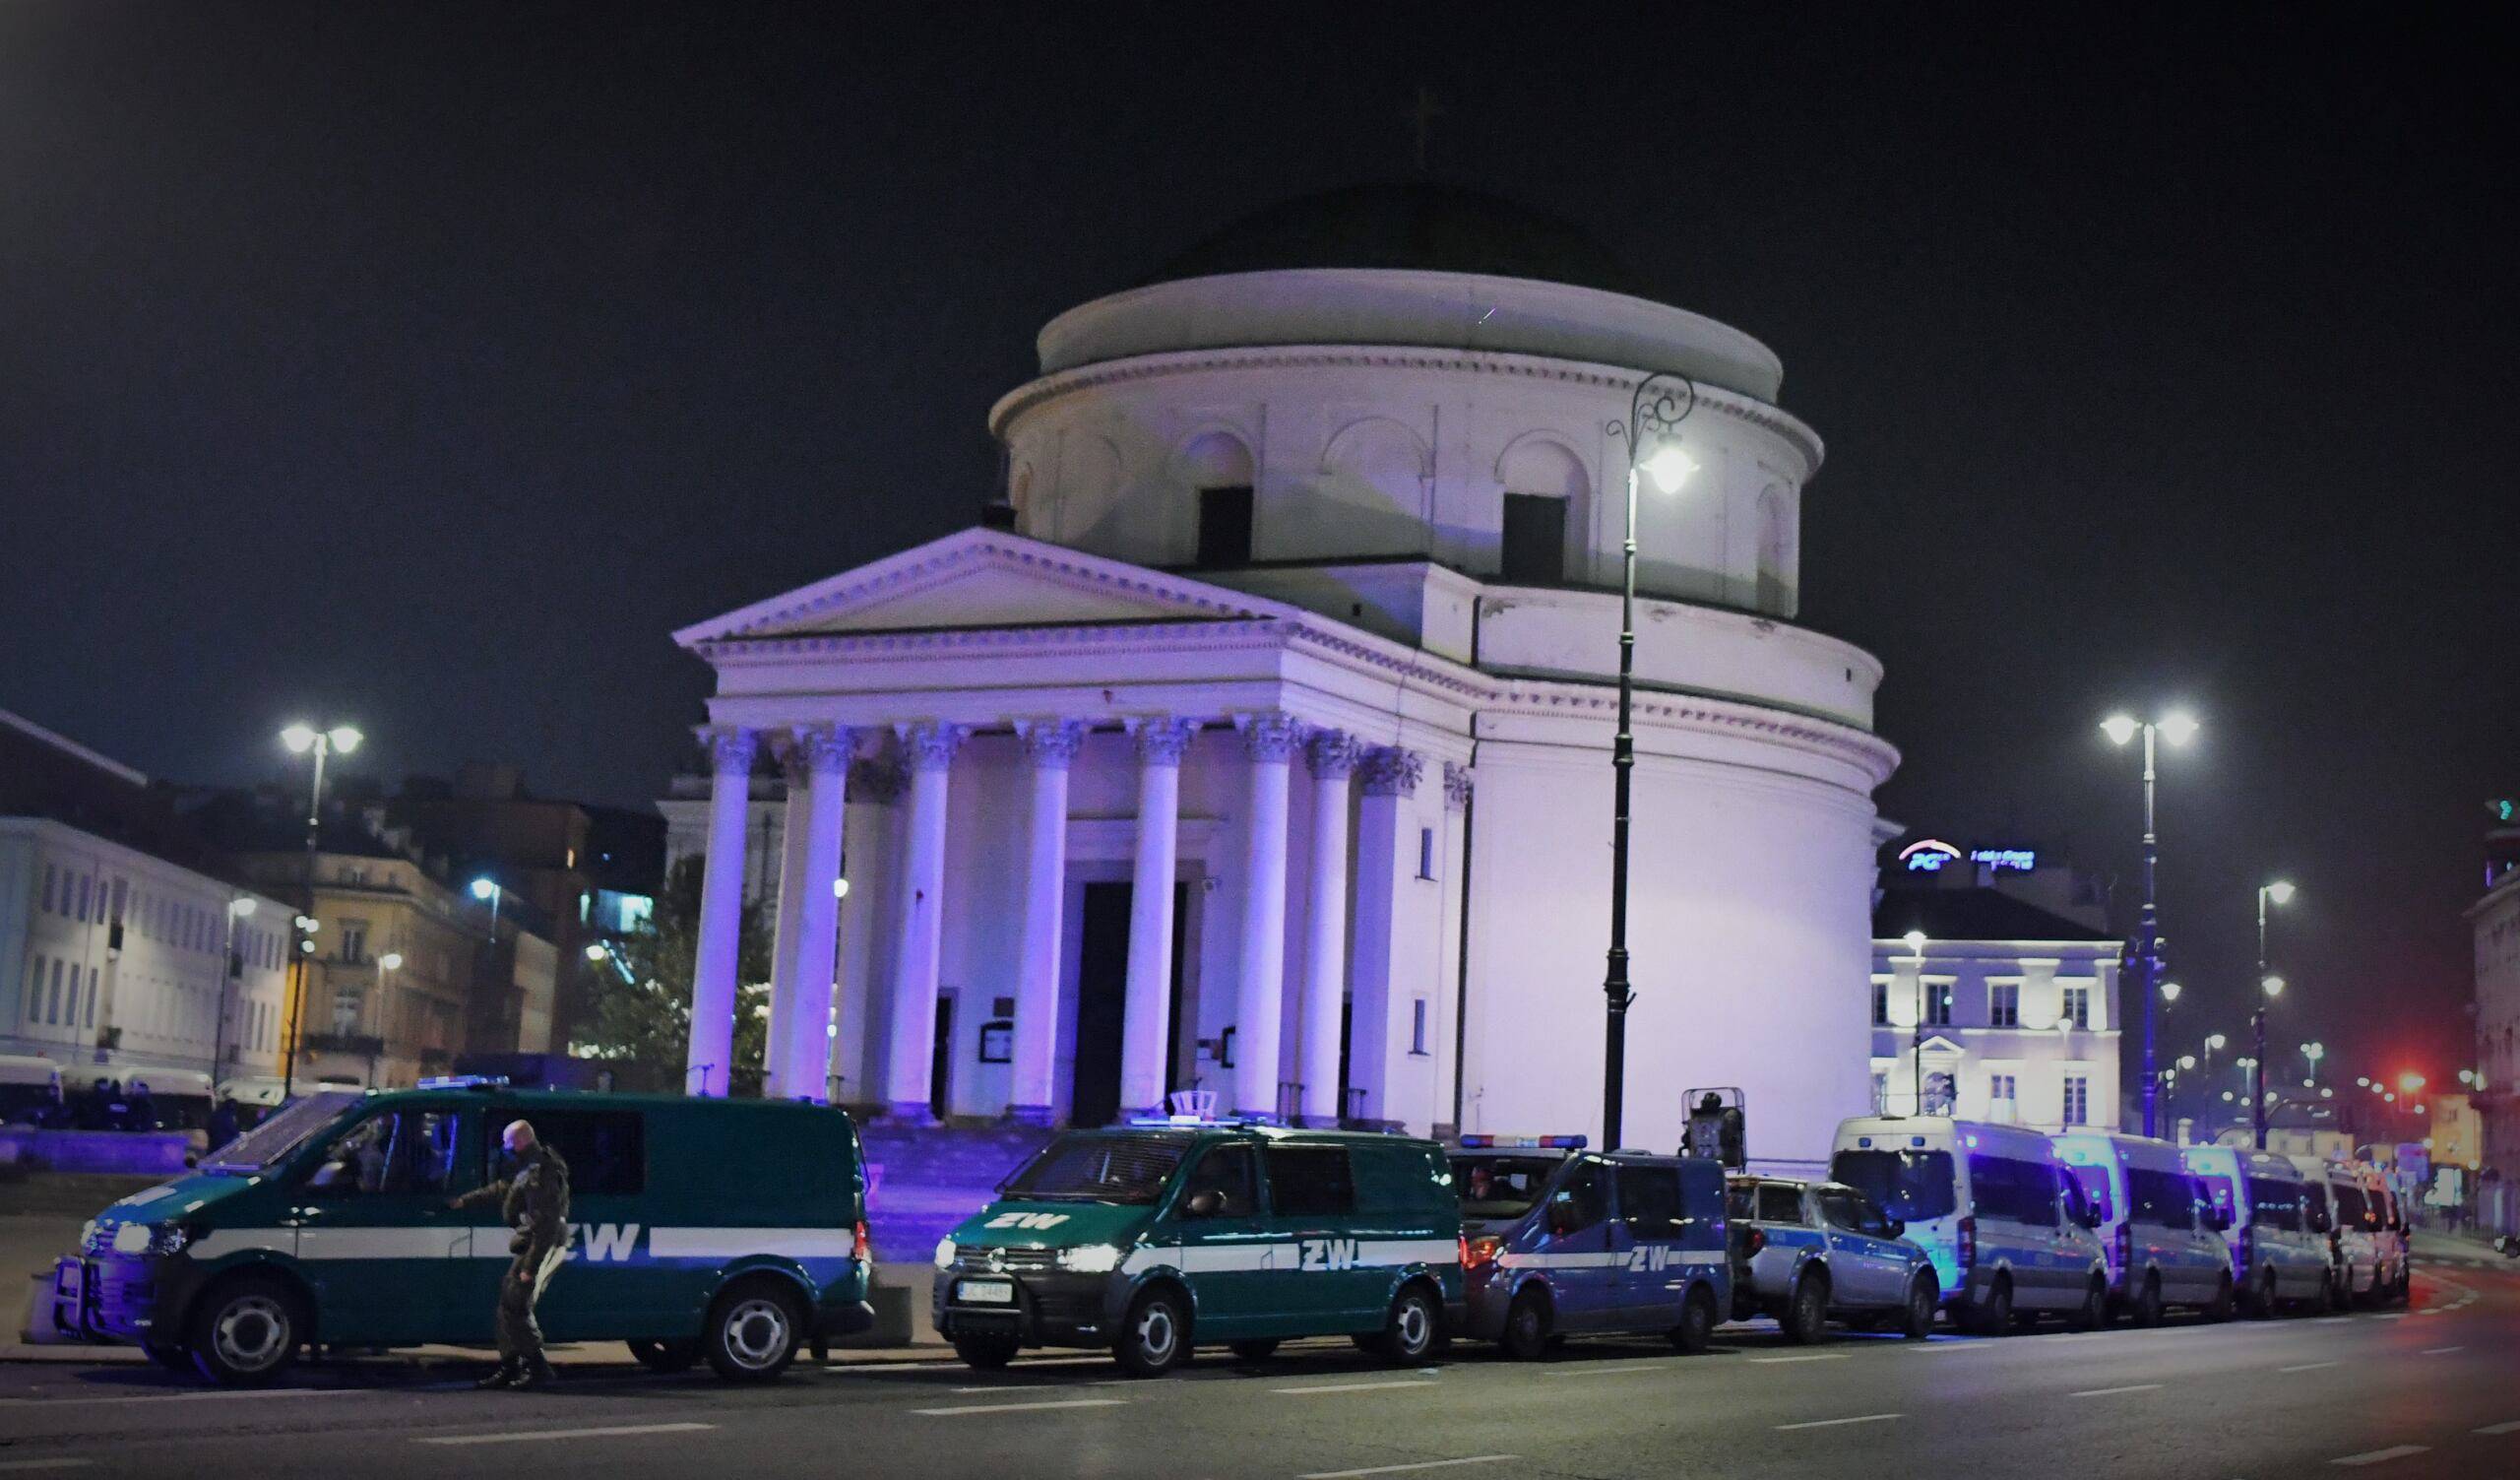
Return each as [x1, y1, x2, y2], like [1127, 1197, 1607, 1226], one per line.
[670, 185, 1898, 1164]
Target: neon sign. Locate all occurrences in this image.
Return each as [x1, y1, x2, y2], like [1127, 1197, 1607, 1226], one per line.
[1899, 839, 1963, 872]
[1970, 848, 2037, 872]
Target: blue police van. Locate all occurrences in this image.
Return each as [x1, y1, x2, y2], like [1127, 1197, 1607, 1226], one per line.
[1449, 1136, 1730, 1359]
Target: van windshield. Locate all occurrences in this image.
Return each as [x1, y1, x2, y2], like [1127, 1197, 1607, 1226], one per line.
[1002, 1132, 1187, 1204]
[201, 1091, 364, 1173]
[1450, 1155, 1560, 1219]
[1829, 1149, 1957, 1221]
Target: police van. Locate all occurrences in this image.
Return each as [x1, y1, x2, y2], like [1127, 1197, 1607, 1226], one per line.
[2052, 1131, 2235, 1323]
[2179, 1145, 2328, 1317]
[933, 1120, 1461, 1377]
[1449, 1135, 1731, 1359]
[51, 1083, 874, 1384]
[1831, 1117, 2109, 1335]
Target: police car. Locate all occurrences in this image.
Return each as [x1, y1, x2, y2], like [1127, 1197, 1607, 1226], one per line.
[52, 1081, 874, 1384]
[934, 1119, 1461, 1378]
[1450, 1135, 1731, 1360]
[1726, 1174, 1938, 1340]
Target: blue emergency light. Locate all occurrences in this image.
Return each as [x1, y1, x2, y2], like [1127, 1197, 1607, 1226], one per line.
[1456, 1133, 1587, 1149]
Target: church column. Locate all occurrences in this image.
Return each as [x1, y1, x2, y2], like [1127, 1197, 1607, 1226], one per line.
[1348, 745, 1425, 1129]
[1430, 761, 1473, 1136]
[1231, 712, 1300, 1120]
[831, 757, 902, 1107]
[883, 722, 967, 1123]
[1118, 717, 1197, 1118]
[1010, 719, 1087, 1126]
[1295, 730, 1358, 1126]
[686, 726, 757, 1097]
[761, 734, 814, 1098]
[777, 725, 851, 1103]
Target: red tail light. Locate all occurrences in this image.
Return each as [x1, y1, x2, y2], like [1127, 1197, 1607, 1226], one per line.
[1745, 1227, 1767, 1257]
[1958, 1215, 1978, 1269]
[1463, 1236, 1501, 1273]
[852, 1220, 872, 1263]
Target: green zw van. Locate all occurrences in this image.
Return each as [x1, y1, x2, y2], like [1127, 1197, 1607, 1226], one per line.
[933, 1122, 1464, 1378]
[51, 1084, 873, 1385]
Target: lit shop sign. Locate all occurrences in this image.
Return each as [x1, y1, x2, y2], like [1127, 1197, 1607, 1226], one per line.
[1898, 840, 2039, 873]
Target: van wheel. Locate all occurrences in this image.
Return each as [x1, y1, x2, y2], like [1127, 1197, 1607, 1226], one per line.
[1362, 1284, 1440, 1364]
[2131, 1272, 2164, 1328]
[1671, 1284, 1718, 1354]
[2068, 1276, 2109, 1331]
[185, 1272, 303, 1387]
[1113, 1286, 1189, 1379]
[2243, 1265, 2278, 1319]
[1971, 1274, 2014, 1337]
[1227, 1339, 1280, 1363]
[1501, 1289, 1551, 1361]
[703, 1279, 803, 1382]
[626, 1338, 699, 1374]
[1783, 1269, 1831, 1344]
[2205, 1272, 2236, 1322]
[1900, 1272, 1938, 1340]
[953, 1331, 1021, 1370]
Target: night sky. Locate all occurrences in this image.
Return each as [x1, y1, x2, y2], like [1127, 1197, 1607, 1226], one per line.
[5, 4, 2511, 1094]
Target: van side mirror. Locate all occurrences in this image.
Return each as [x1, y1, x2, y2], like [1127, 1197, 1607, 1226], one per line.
[1183, 1190, 1224, 1219]
[1885, 1218, 1906, 1240]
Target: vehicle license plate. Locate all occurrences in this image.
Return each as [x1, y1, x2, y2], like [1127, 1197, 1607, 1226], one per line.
[957, 1278, 1016, 1304]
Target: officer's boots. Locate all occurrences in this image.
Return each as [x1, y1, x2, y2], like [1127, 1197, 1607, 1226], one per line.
[510, 1357, 560, 1390]
[473, 1361, 521, 1389]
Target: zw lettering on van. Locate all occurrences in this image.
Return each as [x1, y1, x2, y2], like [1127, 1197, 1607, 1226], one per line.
[571, 1223, 642, 1262]
[985, 1212, 1072, 1231]
[1626, 1244, 1676, 1274]
[1298, 1238, 1362, 1271]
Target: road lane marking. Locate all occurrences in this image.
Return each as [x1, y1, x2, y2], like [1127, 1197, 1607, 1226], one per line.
[909, 1398, 1128, 1416]
[2473, 1421, 2520, 1436]
[1297, 1458, 1519, 1479]
[1271, 1381, 1444, 1396]
[417, 1423, 717, 1447]
[0, 1387, 369, 1409]
[2329, 1447, 2430, 1466]
[2371, 1314, 2408, 1320]
[0, 1463, 96, 1474]
[1904, 1341, 1992, 1352]
[1542, 1363, 1674, 1379]
[2280, 1362, 2341, 1373]
[1775, 1413, 1901, 1431]
[2070, 1383, 2163, 1398]
[2421, 1346, 2465, 1355]
[1748, 1354, 1849, 1365]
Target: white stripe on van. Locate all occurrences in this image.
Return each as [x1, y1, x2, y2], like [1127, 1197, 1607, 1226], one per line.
[638, 1228, 859, 1260]
[182, 1226, 857, 1263]
[1119, 1238, 1458, 1276]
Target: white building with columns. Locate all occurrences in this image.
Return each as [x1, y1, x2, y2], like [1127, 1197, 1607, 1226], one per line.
[669, 186, 1899, 1161]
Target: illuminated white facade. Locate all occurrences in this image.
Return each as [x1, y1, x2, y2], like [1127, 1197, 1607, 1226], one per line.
[671, 196, 1898, 1160]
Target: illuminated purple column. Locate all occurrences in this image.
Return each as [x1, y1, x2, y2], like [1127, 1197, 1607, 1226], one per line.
[883, 721, 967, 1123]
[776, 725, 851, 1103]
[1119, 717, 1197, 1118]
[1232, 712, 1300, 1120]
[1295, 730, 1358, 1126]
[686, 726, 757, 1097]
[1010, 719, 1087, 1125]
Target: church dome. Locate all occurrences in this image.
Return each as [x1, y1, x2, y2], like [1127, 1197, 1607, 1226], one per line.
[1141, 183, 1650, 298]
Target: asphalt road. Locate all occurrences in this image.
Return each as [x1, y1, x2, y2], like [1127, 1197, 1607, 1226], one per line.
[2, 1240, 2514, 1480]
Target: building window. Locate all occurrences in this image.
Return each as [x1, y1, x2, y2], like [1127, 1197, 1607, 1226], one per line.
[74, 874, 91, 922]
[1411, 998, 1429, 1056]
[47, 959, 66, 1024]
[2062, 1074, 2090, 1126]
[25, 956, 42, 1021]
[1871, 1070, 1889, 1113]
[85, 969, 97, 1029]
[1924, 982, 1953, 1027]
[1989, 1073, 2018, 1124]
[2061, 985, 2090, 1029]
[338, 922, 368, 964]
[1870, 979, 1889, 1026]
[40, 866, 55, 913]
[1418, 827, 1437, 881]
[1989, 983, 2020, 1028]
[1195, 485, 1254, 567]
[1499, 493, 1568, 584]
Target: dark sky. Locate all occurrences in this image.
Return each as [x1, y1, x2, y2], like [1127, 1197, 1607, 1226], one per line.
[4, 4, 2511, 1096]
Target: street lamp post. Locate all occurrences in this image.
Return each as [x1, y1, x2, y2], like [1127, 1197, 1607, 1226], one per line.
[279, 722, 361, 1097]
[2253, 879, 2295, 1150]
[209, 897, 257, 1083]
[2102, 710, 2198, 1137]
[1600, 371, 1700, 1151]
[1904, 931, 1929, 1115]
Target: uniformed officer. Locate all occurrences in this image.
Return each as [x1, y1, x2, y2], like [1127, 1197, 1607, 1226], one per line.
[450, 1119, 573, 1389]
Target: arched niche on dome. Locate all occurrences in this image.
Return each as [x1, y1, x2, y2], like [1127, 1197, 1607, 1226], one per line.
[1174, 429, 1258, 567]
[1301, 417, 1432, 560]
[1053, 430, 1135, 558]
[1493, 432, 1594, 585]
[1173, 427, 1255, 487]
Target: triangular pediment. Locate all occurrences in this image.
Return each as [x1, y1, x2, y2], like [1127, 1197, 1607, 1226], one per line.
[674, 529, 1288, 646]
[1915, 1035, 1968, 1057]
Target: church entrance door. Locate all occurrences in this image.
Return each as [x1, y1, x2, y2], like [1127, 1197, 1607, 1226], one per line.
[1069, 880, 1190, 1127]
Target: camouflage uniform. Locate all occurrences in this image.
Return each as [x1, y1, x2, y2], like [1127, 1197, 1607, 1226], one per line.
[455, 1142, 573, 1369]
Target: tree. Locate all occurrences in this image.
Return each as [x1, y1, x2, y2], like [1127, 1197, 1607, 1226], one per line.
[572, 856, 773, 1094]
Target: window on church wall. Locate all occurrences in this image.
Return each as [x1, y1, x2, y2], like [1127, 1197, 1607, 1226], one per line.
[1924, 982, 1953, 1027]
[2061, 985, 2090, 1029]
[1989, 983, 2020, 1028]
[1870, 979, 1889, 1026]
[1196, 485, 1254, 568]
[1499, 494, 1568, 584]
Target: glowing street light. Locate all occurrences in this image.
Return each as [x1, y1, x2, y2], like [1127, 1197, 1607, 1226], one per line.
[2161, 980, 2183, 1004]
[2178, 1055, 2198, 1070]
[2206, 1033, 2228, 1052]
[279, 719, 362, 1097]
[2102, 709, 2198, 1136]
[2398, 1071, 2426, 1095]
[2251, 879, 2295, 1151]
[1599, 369, 1701, 1152]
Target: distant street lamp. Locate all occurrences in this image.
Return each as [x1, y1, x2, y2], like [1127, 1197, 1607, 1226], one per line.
[1599, 371, 1700, 1151]
[209, 897, 258, 1082]
[2161, 980, 2182, 1005]
[2251, 879, 2295, 1150]
[2102, 710, 2197, 1136]
[279, 722, 361, 1097]
[1904, 930, 1929, 1115]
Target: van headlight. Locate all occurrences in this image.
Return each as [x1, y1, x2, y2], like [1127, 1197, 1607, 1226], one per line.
[1058, 1244, 1121, 1274]
[932, 1238, 957, 1270]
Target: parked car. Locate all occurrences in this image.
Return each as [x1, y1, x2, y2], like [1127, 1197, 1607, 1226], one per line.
[2181, 1145, 2328, 1317]
[52, 1083, 874, 1384]
[2053, 1131, 2235, 1323]
[2295, 1158, 2382, 1309]
[1726, 1174, 1938, 1341]
[1450, 1136, 1731, 1359]
[1832, 1117, 2109, 1335]
[934, 1121, 1461, 1378]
